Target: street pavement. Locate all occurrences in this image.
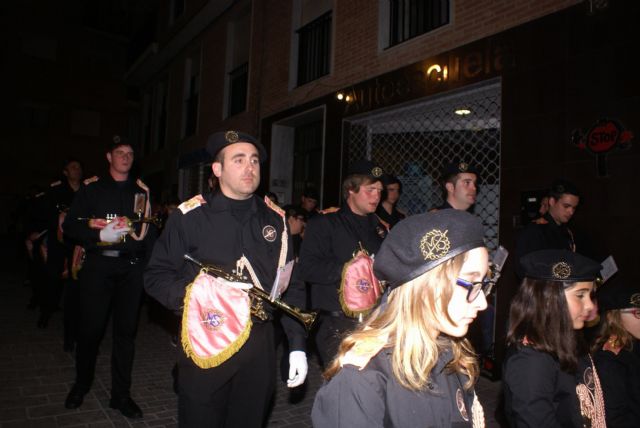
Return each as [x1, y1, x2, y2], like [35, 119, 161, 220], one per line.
[0, 271, 503, 427]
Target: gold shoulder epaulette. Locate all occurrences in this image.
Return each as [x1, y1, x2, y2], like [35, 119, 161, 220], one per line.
[320, 206, 340, 214]
[179, 194, 206, 214]
[264, 196, 284, 218]
[136, 178, 149, 192]
[83, 176, 99, 185]
[50, 180, 62, 187]
[339, 334, 387, 370]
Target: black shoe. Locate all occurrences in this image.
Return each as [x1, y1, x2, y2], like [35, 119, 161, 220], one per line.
[64, 387, 85, 409]
[109, 396, 143, 419]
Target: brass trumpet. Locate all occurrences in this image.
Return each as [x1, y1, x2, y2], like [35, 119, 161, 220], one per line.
[127, 215, 163, 228]
[183, 254, 317, 332]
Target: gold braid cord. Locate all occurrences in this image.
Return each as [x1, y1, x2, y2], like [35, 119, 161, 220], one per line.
[129, 179, 150, 241]
[576, 355, 607, 428]
[471, 393, 486, 428]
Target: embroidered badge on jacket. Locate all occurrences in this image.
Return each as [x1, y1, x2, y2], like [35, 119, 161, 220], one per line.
[262, 225, 277, 242]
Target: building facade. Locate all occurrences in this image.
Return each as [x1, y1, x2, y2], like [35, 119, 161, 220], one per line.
[128, 0, 639, 374]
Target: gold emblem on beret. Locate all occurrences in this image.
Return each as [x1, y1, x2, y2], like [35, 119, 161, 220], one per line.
[225, 131, 239, 143]
[458, 162, 468, 172]
[551, 261, 571, 279]
[371, 166, 383, 178]
[113, 135, 121, 144]
[420, 229, 451, 261]
[630, 293, 640, 308]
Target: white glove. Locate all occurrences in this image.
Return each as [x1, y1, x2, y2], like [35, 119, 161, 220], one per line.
[99, 218, 131, 243]
[287, 350, 308, 388]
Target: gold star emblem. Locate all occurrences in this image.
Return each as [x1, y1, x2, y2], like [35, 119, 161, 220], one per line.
[225, 131, 239, 143]
[552, 261, 571, 279]
[420, 229, 450, 261]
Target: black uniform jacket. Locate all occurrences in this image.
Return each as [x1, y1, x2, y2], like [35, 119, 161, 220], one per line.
[503, 345, 582, 428]
[516, 213, 574, 263]
[296, 204, 386, 312]
[593, 341, 640, 428]
[63, 175, 153, 255]
[375, 205, 405, 229]
[144, 192, 307, 351]
[312, 347, 475, 428]
[45, 180, 77, 248]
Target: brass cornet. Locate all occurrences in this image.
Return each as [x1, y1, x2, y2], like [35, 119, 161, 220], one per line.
[183, 254, 317, 332]
[127, 215, 163, 228]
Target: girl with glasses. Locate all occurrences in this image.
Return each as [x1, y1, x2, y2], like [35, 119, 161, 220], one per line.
[312, 210, 491, 427]
[590, 273, 640, 427]
[503, 249, 606, 427]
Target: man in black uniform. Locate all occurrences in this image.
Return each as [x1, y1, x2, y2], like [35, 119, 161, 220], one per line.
[63, 137, 155, 419]
[144, 131, 308, 427]
[516, 179, 580, 274]
[297, 160, 387, 367]
[38, 158, 83, 339]
[431, 161, 478, 212]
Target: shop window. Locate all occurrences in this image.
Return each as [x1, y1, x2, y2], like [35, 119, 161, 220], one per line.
[296, 11, 332, 86]
[388, 0, 449, 46]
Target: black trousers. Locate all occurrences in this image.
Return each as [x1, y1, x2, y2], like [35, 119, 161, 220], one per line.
[74, 254, 144, 399]
[314, 314, 357, 368]
[177, 322, 276, 428]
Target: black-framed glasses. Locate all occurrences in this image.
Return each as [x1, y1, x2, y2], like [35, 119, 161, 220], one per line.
[456, 278, 495, 303]
[620, 308, 640, 319]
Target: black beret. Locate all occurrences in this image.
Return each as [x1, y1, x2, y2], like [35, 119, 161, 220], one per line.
[519, 250, 601, 282]
[347, 159, 384, 180]
[597, 272, 640, 311]
[441, 162, 478, 181]
[374, 210, 485, 289]
[206, 130, 267, 162]
[107, 135, 135, 153]
[549, 179, 580, 197]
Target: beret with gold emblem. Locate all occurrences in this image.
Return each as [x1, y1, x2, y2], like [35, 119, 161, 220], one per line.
[441, 161, 479, 182]
[374, 210, 485, 289]
[347, 159, 384, 181]
[597, 271, 640, 311]
[206, 130, 267, 162]
[519, 249, 601, 283]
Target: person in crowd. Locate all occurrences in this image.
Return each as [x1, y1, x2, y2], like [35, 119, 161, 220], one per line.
[22, 185, 48, 312]
[591, 272, 640, 427]
[502, 249, 606, 427]
[38, 158, 83, 350]
[266, 191, 279, 206]
[375, 174, 405, 228]
[144, 130, 308, 427]
[297, 159, 387, 367]
[431, 161, 478, 212]
[283, 204, 307, 258]
[62, 136, 156, 419]
[298, 186, 320, 219]
[516, 179, 580, 262]
[312, 210, 492, 427]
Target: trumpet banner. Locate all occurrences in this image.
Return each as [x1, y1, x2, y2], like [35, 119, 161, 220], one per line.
[181, 270, 252, 368]
[339, 253, 383, 318]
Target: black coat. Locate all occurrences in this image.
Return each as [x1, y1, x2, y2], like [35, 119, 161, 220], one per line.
[515, 213, 575, 271]
[593, 341, 640, 428]
[63, 175, 154, 255]
[143, 192, 306, 350]
[312, 346, 476, 428]
[503, 345, 583, 427]
[296, 204, 386, 312]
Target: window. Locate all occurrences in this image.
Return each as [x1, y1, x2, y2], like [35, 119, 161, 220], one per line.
[297, 11, 332, 86]
[388, 0, 449, 46]
[154, 81, 168, 150]
[225, 9, 250, 118]
[228, 63, 248, 116]
[182, 54, 200, 138]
